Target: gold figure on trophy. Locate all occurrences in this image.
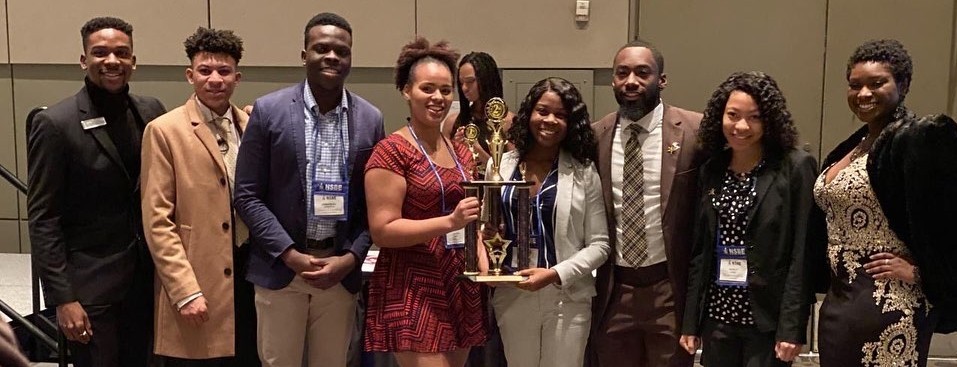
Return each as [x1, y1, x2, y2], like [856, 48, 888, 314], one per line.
[484, 98, 508, 182]
[462, 123, 481, 179]
[460, 97, 531, 282]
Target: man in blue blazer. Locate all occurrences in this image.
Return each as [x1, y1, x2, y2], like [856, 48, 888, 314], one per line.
[233, 12, 384, 367]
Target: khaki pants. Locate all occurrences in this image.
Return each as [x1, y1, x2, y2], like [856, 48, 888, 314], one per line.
[254, 275, 356, 367]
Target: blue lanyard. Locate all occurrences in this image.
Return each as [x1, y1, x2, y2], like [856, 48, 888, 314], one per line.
[407, 123, 468, 213]
[309, 106, 349, 182]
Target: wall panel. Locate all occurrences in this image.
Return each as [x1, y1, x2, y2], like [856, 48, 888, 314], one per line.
[210, 0, 415, 67]
[821, 0, 954, 156]
[7, 0, 206, 65]
[639, 0, 828, 156]
[416, 0, 629, 68]
[0, 1, 9, 63]
[0, 65, 17, 220]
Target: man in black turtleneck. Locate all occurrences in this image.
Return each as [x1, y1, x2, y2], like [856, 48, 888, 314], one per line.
[27, 16, 166, 367]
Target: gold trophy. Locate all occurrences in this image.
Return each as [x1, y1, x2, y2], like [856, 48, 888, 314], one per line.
[462, 97, 532, 282]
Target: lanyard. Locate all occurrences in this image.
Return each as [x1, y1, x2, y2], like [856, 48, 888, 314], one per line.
[407, 123, 467, 213]
[309, 106, 349, 182]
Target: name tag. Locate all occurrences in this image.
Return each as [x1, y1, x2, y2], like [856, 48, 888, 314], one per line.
[445, 228, 465, 249]
[81, 117, 107, 130]
[312, 180, 348, 220]
[716, 245, 748, 287]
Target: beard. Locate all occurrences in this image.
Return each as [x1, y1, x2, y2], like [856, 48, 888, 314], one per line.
[615, 87, 660, 122]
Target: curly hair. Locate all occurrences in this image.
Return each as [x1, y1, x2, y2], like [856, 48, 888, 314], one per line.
[453, 52, 504, 130]
[698, 71, 798, 161]
[184, 27, 244, 63]
[81, 17, 133, 49]
[846, 39, 912, 101]
[304, 12, 352, 47]
[393, 37, 459, 90]
[509, 78, 596, 164]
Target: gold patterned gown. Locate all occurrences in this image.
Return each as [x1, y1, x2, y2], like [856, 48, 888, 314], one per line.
[813, 154, 938, 367]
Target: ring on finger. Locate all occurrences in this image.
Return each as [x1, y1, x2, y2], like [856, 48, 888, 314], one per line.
[885, 259, 890, 265]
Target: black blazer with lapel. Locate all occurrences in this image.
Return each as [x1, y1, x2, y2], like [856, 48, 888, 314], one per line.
[27, 86, 166, 307]
[682, 148, 818, 343]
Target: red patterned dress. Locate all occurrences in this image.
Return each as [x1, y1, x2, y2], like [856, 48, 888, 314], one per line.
[364, 133, 487, 352]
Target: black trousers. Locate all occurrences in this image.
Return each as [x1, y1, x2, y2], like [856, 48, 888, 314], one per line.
[699, 320, 790, 367]
[68, 256, 154, 367]
[159, 244, 260, 367]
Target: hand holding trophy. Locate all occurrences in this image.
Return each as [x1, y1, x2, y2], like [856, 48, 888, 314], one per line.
[461, 98, 532, 282]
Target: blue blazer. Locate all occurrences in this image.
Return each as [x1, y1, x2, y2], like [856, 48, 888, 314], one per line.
[234, 82, 384, 293]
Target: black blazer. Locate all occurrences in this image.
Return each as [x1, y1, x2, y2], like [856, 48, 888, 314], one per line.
[811, 112, 957, 333]
[27, 86, 166, 306]
[682, 148, 818, 343]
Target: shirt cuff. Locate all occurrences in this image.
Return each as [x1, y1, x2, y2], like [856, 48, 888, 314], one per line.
[176, 292, 204, 311]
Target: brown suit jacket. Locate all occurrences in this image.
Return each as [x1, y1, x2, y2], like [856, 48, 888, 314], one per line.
[590, 104, 706, 343]
[141, 96, 249, 359]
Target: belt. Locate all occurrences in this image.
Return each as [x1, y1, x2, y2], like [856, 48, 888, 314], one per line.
[306, 237, 335, 250]
[614, 262, 669, 287]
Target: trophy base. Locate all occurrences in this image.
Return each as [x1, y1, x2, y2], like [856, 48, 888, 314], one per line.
[463, 271, 527, 283]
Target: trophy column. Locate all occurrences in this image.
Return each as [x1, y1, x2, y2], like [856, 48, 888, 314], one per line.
[460, 97, 532, 282]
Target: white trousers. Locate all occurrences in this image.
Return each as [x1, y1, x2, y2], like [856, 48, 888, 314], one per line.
[491, 285, 592, 367]
[254, 276, 356, 367]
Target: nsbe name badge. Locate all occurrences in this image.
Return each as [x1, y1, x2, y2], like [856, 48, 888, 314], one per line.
[313, 180, 349, 220]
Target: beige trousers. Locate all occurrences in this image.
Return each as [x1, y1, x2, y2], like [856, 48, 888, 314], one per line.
[254, 275, 356, 367]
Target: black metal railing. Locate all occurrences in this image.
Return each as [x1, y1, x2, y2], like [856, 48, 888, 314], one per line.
[0, 106, 65, 365]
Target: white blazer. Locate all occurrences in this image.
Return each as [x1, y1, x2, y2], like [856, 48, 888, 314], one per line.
[489, 150, 611, 302]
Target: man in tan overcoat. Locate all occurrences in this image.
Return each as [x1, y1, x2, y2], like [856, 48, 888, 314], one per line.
[141, 27, 259, 366]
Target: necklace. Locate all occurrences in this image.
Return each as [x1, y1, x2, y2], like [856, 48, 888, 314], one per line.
[848, 136, 871, 162]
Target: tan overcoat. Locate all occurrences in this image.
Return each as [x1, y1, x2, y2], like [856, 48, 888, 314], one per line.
[140, 96, 248, 359]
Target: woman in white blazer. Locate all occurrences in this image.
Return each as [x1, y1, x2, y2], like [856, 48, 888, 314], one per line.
[485, 77, 610, 367]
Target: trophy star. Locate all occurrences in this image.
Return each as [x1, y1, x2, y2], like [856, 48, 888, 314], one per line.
[483, 233, 512, 249]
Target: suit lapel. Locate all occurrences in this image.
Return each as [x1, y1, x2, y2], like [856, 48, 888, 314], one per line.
[186, 97, 228, 176]
[77, 88, 132, 183]
[344, 91, 357, 180]
[291, 88, 308, 195]
[554, 151, 574, 259]
[595, 114, 616, 227]
[746, 162, 777, 228]
[661, 105, 684, 218]
[660, 105, 684, 219]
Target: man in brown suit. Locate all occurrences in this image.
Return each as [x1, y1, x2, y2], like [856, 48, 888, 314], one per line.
[141, 27, 259, 366]
[588, 39, 707, 367]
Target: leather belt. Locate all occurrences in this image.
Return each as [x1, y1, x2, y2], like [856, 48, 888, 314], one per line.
[614, 262, 669, 287]
[306, 237, 335, 250]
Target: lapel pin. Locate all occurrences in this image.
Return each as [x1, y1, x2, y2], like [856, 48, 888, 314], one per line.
[667, 141, 681, 155]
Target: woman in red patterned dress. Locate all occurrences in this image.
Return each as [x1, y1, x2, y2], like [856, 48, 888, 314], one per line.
[364, 37, 487, 367]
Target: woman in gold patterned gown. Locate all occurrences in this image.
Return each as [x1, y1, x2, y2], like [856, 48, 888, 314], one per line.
[811, 39, 957, 366]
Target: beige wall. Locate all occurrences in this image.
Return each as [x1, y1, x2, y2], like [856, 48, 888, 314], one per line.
[1, 0, 956, 257]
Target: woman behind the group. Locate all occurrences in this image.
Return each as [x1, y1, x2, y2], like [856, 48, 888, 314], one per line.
[812, 39, 957, 366]
[364, 37, 486, 367]
[678, 72, 816, 366]
[484, 77, 609, 367]
[443, 51, 514, 175]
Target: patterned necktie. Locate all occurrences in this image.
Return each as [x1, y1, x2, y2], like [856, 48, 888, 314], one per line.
[214, 117, 249, 246]
[620, 123, 649, 267]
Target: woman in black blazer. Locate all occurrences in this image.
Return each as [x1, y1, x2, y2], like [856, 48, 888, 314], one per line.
[679, 72, 817, 366]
